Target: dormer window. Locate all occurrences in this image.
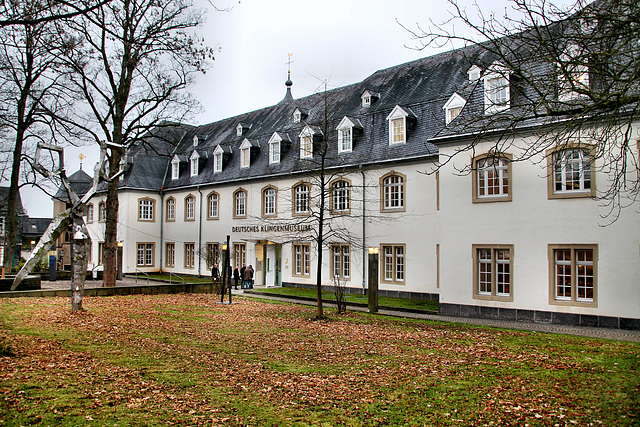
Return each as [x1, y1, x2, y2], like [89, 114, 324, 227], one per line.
[336, 116, 363, 153]
[193, 135, 199, 147]
[558, 44, 589, 101]
[240, 139, 251, 168]
[468, 65, 481, 82]
[213, 145, 224, 173]
[236, 122, 251, 137]
[443, 93, 467, 124]
[171, 155, 180, 180]
[386, 105, 415, 146]
[299, 126, 318, 159]
[190, 151, 200, 177]
[484, 62, 511, 114]
[361, 90, 380, 108]
[292, 107, 308, 124]
[268, 132, 284, 164]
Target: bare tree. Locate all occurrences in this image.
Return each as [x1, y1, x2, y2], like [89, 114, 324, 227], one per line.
[0, 0, 112, 28]
[403, 0, 640, 222]
[0, 1, 71, 271]
[61, 0, 214, 286]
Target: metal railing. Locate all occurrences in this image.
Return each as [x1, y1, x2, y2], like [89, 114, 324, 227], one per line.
[169, 272, 185, 285]
[134, 269, 150, 285]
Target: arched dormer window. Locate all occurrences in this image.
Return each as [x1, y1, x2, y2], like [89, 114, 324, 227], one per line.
[299, 125, 319, 159]
[171, 155, 180, 180]
[190, 151, 200, 177]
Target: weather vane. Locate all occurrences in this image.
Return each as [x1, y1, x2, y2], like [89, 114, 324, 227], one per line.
[78, 153, 86, 170]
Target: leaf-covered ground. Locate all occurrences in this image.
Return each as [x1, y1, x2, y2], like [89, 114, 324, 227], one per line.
[0, 294, 638, 426]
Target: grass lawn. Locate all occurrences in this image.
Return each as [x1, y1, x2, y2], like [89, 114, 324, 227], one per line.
[0, 294, 638, 426]
[253, 286, 439, 312]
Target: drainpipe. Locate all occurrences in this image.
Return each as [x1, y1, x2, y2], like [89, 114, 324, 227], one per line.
[197, 185, 203, 277]
[360, 165, 366, 295]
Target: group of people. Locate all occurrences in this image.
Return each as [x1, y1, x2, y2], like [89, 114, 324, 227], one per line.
[211, 263, 254, 290]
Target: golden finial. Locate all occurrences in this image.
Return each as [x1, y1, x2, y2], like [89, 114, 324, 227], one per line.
[78, 153, 86, 170]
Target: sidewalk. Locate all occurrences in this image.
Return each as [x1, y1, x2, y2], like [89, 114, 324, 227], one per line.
[36, 279, 640, 343]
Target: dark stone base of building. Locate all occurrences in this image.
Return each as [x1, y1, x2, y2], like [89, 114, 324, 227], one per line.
[440, 303, 640, 331]
[282, 282, 440, 302]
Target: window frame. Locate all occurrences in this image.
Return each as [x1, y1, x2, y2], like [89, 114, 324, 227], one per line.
[184, 195, 196, 221]
[380, 172, 406, 212]
[136, 242, 155, 267]
[165, 197, 176, 222]
[380, 244, 406, 285]
[206, 191, 219, 220]
[171, 158, 180, 180]
[330, 244, 351, 281]
[165, 242, 175, 267]
[338, 128, 352, 153]
[546, 145, 596, 199]
[269, 137, 281, 164]
[184, 242, 195, 269]
[213, 146, 224, 173]
[330, 178, 351, 215]
[472, 153, 513, 203]
[292, 242, 311, 277]
[548, 244, 598, 307]
[86, 203, 94, 223]
[137, 197, 156, 222]
[472, 244, 514, 301]
[233, 188, 247, 219]
[98, 202, 106, 222]
[483, 63, 511, 114]
[262, 186, 278, 218]
[190, 152, 199, 177]
[233, 242, 246, 269]
[292, 182, 310, 216]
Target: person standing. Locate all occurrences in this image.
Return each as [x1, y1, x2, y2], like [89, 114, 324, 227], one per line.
[243, 264, 253, 289]
[211, 264, 219, 282]
[240, 265, 246, 289]
[248, 264, 254, 289]
[233, 267, 240, 290]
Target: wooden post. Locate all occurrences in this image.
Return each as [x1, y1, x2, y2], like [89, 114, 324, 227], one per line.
[368, 249, 379, 313]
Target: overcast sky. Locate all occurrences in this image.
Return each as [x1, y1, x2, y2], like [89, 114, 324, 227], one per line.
[18, 0, 513, 218]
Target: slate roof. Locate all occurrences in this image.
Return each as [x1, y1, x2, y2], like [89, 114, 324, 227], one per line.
[53, 169, 93, 202]
[115, 43, 518, 192]
[22, 217, 52, 239]
[0, 187, 25, 216]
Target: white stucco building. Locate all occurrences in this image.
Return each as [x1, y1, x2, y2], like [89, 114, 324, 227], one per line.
[82, 39, 640, 329]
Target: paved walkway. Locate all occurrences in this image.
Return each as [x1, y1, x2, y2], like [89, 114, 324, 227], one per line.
[38, 278, 640, 343]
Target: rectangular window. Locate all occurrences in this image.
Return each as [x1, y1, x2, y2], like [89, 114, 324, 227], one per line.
[381, 244, 405, 284]
[473, 245, 513, 300]
[184, 243, 195, 269]
[171, 161, 179, 180]
[447, 106, 462, 123]
[553, 149, 591, 193]
[86, 204, 94, 223]
[300, 136, 313, 159]
[331, 244, 350, 280]
[206, 242, 219, 269]
[391, 118, 404, 144]
[473, 155, 512, 202]
[235, 191, 246, 218]
[214, 152, 222, 173]
[338, 128, 352, 153]
[166, 198, 175, 221]
[381, 174, 405, 211]
[484, 72, 510, 114]
[138, 199, 154, 221]
[293, 243, 311, 277]
[190, 158, 198, 176]
[233, 243, 246, 269]
[185, 196, 195, 220]
[270, 141, 280, 164]
[241, 147, 250, 168]
[294, 184, 310, 215]
[137, 243, 154, 267]
[263, 188, 276, 216]
[207, 193, 218, 219]
[331, 180, 350, 213]
[549, 245, 597, 306]
[165, 242, 175, 267]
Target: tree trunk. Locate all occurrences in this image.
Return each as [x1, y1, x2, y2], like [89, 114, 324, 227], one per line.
[3, 126, 26, 273]
[102, 150, 122, 287]
[70, 212, 89, 311]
